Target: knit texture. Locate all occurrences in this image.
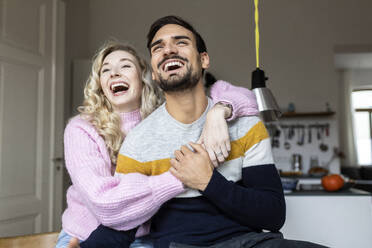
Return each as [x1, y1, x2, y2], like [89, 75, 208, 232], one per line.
[210, 80, 259, 120]
[61, 81, 259, 241]
[62, 109, 185, 240]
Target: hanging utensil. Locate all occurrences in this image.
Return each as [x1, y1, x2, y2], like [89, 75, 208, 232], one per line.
[325, 124, 330, 137]
[284, 127, 291, 150]
[289, 126, 295, 140]
[272, 126, 280, 148]
[319, 126, 328, 152]
[301, 126, 305, 145]
[297, 126, 305, 146]
[317, 126, 321, 140]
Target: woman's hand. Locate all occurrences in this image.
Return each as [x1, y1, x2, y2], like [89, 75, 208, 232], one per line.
[68, 237, 80, 248]
[198, 103, 232, 167]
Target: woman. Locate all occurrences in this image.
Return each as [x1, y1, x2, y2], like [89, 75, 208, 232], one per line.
[56, 41, 258, 248]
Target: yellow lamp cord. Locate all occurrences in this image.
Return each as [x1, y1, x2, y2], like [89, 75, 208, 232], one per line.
[254, 0, 260, 68]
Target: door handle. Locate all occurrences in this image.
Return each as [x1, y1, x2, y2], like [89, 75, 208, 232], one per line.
[52, 157, 64, 171]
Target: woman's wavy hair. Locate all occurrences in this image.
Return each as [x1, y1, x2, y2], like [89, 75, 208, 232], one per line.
[78, 41, 164, 164]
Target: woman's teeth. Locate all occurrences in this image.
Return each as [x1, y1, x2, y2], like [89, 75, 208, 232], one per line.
[111, 82, 129, 93]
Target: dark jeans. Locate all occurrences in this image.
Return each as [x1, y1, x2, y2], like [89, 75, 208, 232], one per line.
[169, 232, 329, 248]
[79, 224, 137, 248]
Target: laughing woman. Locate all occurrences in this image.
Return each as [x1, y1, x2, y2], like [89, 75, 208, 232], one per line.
[56, 41, 258, 248]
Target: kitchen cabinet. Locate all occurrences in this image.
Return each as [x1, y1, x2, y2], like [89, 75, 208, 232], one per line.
[281, 189, 372, 248]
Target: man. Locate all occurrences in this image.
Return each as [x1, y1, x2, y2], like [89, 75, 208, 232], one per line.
[116, 16, 325, 248]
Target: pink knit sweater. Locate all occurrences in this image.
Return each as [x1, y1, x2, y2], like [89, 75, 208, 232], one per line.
[62, 80, 258, 240]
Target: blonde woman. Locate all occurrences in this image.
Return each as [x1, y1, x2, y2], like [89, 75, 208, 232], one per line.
[56, 41, 259, 248]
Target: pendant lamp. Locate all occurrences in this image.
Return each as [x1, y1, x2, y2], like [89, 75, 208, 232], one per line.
[251, 0, 281, 122]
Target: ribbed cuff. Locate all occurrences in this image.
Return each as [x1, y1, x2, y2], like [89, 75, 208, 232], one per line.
[201, 170, 228, 200]
[149, 172, 185, 206]
[210, 80, 259, 121]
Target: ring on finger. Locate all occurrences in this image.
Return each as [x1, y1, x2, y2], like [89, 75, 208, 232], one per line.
[216, 151, 224, 157]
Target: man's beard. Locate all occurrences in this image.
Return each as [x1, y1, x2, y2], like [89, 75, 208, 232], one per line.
[156, 65, 201, 93]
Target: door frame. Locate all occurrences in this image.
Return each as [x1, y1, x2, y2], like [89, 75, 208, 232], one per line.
[49, 0, 65, 231]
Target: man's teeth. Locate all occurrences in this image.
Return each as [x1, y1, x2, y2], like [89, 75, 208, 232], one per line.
[164, 61, 183, 72]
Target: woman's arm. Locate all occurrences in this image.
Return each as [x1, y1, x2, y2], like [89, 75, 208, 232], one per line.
[64, 118, 184, 231]
[201, 80, 259, 166]
[210, 80, 259, 120]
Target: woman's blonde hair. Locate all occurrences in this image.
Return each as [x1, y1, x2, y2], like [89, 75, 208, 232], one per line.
[78, 41, 164, 164]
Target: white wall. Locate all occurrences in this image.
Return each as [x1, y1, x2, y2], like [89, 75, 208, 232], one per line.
[348, 69, 372, 87]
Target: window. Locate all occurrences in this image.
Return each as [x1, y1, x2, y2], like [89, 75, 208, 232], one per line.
[352, 89, 372, 165]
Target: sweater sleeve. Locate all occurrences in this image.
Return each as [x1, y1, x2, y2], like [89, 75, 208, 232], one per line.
[201, 121, 285, 231]
[64, 119, 184, 231]
[209, 80, 259, 121]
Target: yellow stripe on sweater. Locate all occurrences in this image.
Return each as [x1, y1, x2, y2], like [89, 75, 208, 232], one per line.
[116, 155, 171, 176]
[226, 121, 269, 161]
[116, 121, 269, 176]
[243, 121, 269, 154]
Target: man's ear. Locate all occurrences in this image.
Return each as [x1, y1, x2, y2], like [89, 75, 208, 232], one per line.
[200, 52, 210, 69]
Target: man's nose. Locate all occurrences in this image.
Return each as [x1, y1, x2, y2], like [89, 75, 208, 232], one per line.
[163, 43, 177, 55]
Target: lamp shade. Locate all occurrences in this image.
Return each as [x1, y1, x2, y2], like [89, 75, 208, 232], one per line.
[251, 68, 281, 122]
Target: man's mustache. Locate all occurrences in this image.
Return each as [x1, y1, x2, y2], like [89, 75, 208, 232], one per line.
[157, 55, 188, 69]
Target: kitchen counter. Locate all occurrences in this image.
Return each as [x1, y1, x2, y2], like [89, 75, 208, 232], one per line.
[281, 188, 372, 248]
[285, 188, 370, 196]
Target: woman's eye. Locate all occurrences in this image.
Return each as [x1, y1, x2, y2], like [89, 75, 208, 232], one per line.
[122, 64, 131, 68]
[177, 41, 187, 45]
[101, 68, 109, 73]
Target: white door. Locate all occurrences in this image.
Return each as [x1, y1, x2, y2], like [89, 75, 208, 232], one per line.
[0, 0, 65, 237]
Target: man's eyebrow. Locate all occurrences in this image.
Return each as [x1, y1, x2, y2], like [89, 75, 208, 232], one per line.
[174, 35, 191, 41]
[150, 39, 163, 49]
[150, 35, 191, 49]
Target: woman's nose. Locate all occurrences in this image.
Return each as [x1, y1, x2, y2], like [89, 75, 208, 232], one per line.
[110, 67, 121, 78]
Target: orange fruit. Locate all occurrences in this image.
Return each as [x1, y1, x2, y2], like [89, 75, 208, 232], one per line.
[321, 174, 344, 191]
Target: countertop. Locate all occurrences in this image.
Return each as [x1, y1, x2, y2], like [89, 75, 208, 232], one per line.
[285, 188, 370, 196]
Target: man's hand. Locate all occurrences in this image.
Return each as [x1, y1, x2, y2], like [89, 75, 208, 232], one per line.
[197, 103, 231, 167]
[170, 142, 214, 191]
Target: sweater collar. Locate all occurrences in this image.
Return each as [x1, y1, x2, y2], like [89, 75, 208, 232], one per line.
[118, 109, 142, 134]
[161, 98, 212, 130]
[118, 109, 142, 122]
